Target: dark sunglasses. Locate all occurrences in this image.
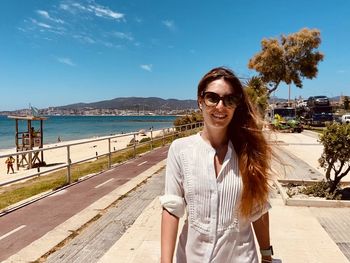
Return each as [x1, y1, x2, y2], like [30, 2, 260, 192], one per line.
[202, 91, 241, 108]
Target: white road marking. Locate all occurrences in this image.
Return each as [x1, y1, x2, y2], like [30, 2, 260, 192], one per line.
[95, 178, 114, 189]
[0, 225, 26, 241]
[137, 161, 148, 166]
[49, 189, 68, 197]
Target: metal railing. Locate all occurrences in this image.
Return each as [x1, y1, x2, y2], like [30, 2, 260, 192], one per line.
[0, 121, 203, 187]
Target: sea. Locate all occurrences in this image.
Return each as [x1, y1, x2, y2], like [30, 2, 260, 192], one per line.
[0, 115, 177, 150]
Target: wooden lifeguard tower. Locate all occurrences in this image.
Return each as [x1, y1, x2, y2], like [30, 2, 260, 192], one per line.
[8, 115, 48, 169]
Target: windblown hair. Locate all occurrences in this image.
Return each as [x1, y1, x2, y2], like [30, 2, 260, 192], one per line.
[197, 67, 271, 218]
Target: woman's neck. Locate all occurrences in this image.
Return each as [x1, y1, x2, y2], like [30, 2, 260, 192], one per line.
[201, 126, 229, 150]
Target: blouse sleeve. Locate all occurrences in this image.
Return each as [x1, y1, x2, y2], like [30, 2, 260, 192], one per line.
[250, 200, 271, 223]
[159, 141, 185, 218]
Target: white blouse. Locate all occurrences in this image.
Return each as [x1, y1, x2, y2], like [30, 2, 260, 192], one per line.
[160, 133, 270, 263]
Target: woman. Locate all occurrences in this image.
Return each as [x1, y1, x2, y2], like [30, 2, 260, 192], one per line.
[160, 67, 273, 263]
[5, 156, 15, 174]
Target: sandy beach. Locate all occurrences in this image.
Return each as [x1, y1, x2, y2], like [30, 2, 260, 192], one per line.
[0, 129, 167, 183]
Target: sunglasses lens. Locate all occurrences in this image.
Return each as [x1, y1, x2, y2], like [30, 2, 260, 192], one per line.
[204, 93, 220, 106]
[224, 96, 239, 108]
[203, 92, 240, 108]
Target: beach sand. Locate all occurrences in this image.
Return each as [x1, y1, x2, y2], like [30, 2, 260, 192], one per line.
[0, 129, 168, 184]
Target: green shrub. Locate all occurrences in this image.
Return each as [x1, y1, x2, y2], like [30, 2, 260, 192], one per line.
[300, 181, 342, 200]
[319, 123, 350, 194]
[174, 112, 203, 131]
[139, 137, 151, 143]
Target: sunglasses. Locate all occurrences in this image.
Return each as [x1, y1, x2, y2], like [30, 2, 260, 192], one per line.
[202, 91, 241, 108]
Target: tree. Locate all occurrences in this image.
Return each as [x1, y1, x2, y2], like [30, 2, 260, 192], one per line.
[173, 111, 203, 131]
[245, 76, 269, 116]
[318, 123, 350, 194]
[248, 28, 324, 96]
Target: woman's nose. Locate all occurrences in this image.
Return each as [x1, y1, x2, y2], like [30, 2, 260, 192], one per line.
[216, 99, 225, 109]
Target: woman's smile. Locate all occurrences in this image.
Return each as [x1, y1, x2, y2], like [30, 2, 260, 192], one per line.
[211, 112, 228, 120]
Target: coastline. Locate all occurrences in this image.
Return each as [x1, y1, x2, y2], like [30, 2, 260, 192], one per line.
[0, 115, 179, 150]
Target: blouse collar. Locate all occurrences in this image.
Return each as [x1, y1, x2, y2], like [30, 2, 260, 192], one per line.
[195, 132, 233, 158]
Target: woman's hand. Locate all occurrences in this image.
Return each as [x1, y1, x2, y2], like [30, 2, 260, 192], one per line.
[261, 255, 272, 262]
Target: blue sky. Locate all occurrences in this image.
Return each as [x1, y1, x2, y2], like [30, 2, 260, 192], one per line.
[0, 0, 349, 111]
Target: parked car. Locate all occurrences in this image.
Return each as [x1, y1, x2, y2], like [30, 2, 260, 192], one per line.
[307, 96, 330, 107]
[298, 105, 333, 126]
[342, 114, 350, 124]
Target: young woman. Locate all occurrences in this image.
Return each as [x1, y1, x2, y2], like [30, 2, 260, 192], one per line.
[160, 67, 273, 263]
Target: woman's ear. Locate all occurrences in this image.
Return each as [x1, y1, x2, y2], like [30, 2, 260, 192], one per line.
[197, 98, 203, 110]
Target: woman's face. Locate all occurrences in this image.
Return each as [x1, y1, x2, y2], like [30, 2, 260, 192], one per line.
[199, 78, 238, 130]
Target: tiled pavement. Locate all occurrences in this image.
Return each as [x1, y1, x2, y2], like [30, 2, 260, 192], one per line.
[311, 207, 350, 260]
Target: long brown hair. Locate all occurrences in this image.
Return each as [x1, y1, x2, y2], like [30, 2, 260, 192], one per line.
[198, 67, 271, 218]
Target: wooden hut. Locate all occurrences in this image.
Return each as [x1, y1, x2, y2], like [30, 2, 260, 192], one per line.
[7, 115, 48, 169]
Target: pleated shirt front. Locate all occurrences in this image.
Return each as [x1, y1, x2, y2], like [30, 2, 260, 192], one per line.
[160, 133, 269, 263]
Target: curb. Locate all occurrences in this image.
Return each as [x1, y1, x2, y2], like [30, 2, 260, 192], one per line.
[274, 179, 350, 207]
[4, 160, 166, 263]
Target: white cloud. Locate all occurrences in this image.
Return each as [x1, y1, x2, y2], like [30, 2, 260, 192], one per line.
[140, 64, 152, 72]
[88, 4, 124, 20]
[22, 1, 127, 48]
[29, 18, 66, 36]
[17, 27, 27, 32]
[162, 20, 175, 30]
[135, 17, 143, 23]
[37, 10, 50, 19]
[37, 10, 64, 24]
[56, 57, 76, 66]
[99, 41, 122, 48]
[31, 18, 52, 29]
[112, 32, 133, 41]
[60, 2, 124, 21]
[59, 4, 70, 11]
[73, 34, 96, 44]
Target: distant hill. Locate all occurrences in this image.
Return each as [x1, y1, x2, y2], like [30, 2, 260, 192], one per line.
[56, 97, 198, 111]
[268, 96, 288, 103]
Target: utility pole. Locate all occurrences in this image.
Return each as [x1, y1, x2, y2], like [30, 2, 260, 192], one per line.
[288, 83, 291, 106]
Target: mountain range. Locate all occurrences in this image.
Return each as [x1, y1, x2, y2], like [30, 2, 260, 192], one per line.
[55, 97, 198, 111]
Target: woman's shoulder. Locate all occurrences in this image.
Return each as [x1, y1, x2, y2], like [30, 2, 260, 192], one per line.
[170, 133, 199, 149]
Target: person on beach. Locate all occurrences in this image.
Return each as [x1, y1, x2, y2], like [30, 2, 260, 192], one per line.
[160, 67, 273, 263]
[5, 156, 15, 174]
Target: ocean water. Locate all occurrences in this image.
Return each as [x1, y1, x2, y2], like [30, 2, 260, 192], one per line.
[0, 115, 177, 150]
